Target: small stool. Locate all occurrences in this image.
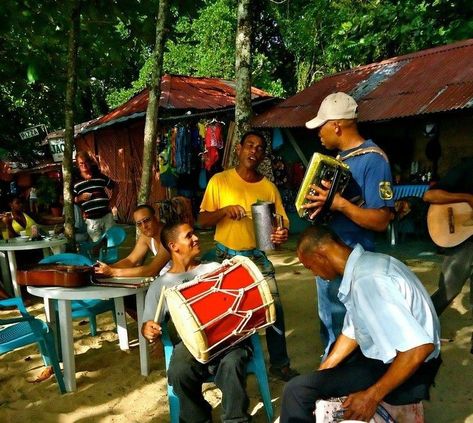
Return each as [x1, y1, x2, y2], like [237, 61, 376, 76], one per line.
[315, 397, 424, 422]
[374, 402, 424, 423]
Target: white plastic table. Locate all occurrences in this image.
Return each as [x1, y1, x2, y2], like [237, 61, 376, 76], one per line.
[0, 237, 67, 296]
[27, 284, 150, 392]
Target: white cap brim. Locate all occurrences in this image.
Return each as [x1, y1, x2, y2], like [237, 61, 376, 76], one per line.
[305, 116, 327, 129]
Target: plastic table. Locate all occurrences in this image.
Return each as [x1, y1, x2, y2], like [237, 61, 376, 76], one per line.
[27, 284, 149, 392]
[0, 237, 67, 296]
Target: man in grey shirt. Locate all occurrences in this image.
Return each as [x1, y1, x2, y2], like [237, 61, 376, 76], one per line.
[141, 222, 252, 423]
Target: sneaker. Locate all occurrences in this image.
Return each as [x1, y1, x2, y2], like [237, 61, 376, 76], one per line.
[269, 365, 300, 382]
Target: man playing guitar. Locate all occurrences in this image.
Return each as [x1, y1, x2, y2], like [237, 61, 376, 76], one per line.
[423, 157, 473, 319]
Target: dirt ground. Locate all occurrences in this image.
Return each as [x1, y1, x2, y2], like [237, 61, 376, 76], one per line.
[0, 228, 472, 422]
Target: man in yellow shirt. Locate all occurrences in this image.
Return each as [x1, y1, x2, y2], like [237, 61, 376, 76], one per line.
[198, 131, 298, 381]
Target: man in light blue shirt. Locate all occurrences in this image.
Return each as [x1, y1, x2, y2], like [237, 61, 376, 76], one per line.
[280, 225, 441, 423]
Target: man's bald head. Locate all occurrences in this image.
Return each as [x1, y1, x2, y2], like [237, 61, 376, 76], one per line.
[296, 225, 341, 256]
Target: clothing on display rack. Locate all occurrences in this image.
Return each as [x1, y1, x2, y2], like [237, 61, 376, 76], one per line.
[204, 122, 224, 171]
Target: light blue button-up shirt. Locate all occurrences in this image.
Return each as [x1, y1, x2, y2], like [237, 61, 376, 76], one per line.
[339, 245, 441, 364]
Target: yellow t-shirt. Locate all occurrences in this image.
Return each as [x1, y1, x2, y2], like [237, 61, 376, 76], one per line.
[200, 168, 289, 250]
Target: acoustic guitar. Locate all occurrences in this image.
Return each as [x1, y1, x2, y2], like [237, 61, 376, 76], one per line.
[17, 264, 92, 287]
[427, 202, 473, 247]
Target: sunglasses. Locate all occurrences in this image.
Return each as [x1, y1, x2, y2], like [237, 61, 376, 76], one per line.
[135, 216, 153, 227]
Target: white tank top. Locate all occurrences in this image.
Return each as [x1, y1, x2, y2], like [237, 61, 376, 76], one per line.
[150, 237, 159, 256]
[150, 237, 171, 275]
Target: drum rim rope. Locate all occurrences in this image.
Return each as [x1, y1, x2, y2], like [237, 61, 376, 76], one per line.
[165, 256, 276, 363]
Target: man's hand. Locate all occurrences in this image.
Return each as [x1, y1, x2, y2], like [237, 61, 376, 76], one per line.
[141, 320, 162, 342]
[341, 344, 435, 421]
[78, 192, 92, 202]
[271, 227, 288, 245]
[301, 180, 343, 220]
[224, 205, 247, 220]
[1, 212, 12, 225]
[94, 261, 114, 277]
[342, 389, 380, 422]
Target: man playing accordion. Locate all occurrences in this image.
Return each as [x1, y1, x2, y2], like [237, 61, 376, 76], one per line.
[304, 92, 394, 356]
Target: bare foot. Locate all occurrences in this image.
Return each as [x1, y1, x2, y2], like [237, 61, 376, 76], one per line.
[28, 366, 54, 383]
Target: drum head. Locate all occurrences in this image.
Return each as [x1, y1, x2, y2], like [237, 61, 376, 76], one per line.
[166, 288, 210, 362]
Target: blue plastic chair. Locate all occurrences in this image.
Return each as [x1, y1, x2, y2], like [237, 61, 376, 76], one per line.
[79, 226, 127, 264]
[39, 253, 115, 337]
[162, 323, 273, 423]
[0, 297, 66, 394]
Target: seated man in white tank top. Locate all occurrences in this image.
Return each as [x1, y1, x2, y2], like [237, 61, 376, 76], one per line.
[94, 204, 171, 278]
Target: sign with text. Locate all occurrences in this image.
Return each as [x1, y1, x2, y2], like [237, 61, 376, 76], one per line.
[19, 124, 47, 141]
[49, 138, 76, 162]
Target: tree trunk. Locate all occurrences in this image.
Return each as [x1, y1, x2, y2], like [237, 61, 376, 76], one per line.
[232, 0, 253, 166]
[137, 0, 170, 205]
[63, 0, 81, 249]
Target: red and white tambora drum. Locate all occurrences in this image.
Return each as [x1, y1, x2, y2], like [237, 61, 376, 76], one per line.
[165, 255, 276, 363]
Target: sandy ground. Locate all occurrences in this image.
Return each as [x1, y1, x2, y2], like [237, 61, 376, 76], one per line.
[0, 229, 472, 423]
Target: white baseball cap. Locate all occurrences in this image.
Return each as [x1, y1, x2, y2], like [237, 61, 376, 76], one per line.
[305, 92, 358, 129]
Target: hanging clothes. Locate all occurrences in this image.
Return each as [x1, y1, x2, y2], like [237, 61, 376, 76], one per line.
[158, 144, 177, 187]
[272, 128, 284, 150]
[204, 122, 224, 148]
[204, 122, 224, 171]
[197, 121, 206, 140]
[175, 125, 192, 175]
[170, 127, 177, 168]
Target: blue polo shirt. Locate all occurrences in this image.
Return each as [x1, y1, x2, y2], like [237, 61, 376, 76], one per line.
[330, 140, 394, 251]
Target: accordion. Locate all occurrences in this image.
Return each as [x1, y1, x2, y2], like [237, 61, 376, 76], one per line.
[295, 153, 351, 222]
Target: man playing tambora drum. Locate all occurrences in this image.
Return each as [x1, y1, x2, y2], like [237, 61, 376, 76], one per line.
[280, 225, 441, 423]
[141, 222, 253, 423]
[198, 130, 298, 381]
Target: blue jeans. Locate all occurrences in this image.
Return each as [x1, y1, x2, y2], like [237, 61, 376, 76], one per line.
[431, 238, 473, 315]
[213, 244, 291, 369]
[316, 276, 346, 356]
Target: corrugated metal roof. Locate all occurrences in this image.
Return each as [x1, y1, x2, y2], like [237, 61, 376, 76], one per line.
[85, 74, 272, 133]
[252, 38, 473, 128]
[44, 119, 99, 143]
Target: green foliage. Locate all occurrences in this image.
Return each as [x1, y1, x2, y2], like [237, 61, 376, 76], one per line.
[107, 0, 293, 105]
[268, 0, 473, 91]
[36, 175, 58, 208]
[0, 0, 158, 161]
[2, 0, 472, 149]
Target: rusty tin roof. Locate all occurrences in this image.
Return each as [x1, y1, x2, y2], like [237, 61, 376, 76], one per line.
[85, 74, 272, 132]
[253, 38, 473, 128]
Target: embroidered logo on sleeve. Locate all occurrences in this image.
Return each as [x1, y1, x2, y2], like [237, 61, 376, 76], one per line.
[379, 181, 393, 200]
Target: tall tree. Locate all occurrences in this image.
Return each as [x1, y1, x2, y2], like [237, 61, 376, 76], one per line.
[0, 1, 158, 159]
[137, 0, 170, 205]
[63, 0, 81, 246]
[234, 0, 253, 142]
